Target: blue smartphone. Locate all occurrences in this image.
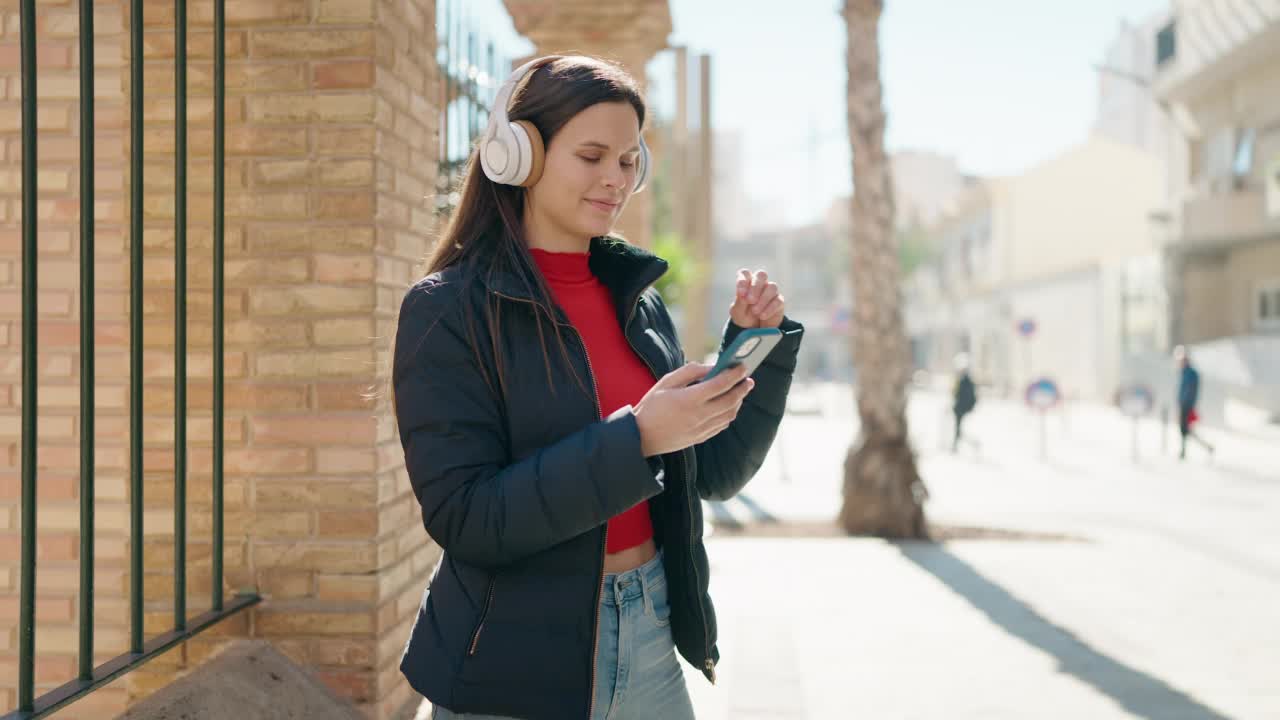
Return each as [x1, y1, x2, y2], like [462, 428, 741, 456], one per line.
[700, 327, 783, 384]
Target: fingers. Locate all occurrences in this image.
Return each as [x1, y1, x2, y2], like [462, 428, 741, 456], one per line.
[660, 361, 712, 388]
[756, 296, 784, 324]
[736, 268, 769, 304]
[693, 362, 750, 400]
[696, 384, 751, 439]
[709, 376, 753, 416]
[747, 270, 769, 304]
[694, 376, 753, 431]
[754, 283, 779, 308]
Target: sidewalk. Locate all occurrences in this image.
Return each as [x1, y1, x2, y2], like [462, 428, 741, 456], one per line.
[685, 535, 1278, 719]
[686, 384, 1280, 719]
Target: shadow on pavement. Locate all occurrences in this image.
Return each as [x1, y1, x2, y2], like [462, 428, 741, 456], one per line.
[705, 500, 743, 530]
[895, 542, 1232, 720]
[734, 493, 779, 524]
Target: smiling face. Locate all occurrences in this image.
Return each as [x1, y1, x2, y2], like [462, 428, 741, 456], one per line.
[524, 101, 642, 243]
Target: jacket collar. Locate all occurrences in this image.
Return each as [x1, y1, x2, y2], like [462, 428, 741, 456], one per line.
[481, 235, 669, 311]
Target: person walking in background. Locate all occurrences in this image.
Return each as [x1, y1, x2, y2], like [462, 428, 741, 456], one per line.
[1174, 345, 1215, 461]
[952, 353, 977, 453]
[392, 56, 804, 720]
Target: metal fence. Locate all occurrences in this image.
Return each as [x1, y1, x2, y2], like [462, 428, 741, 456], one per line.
[6, 1, 259, 717]
[435, 0, 513, 215]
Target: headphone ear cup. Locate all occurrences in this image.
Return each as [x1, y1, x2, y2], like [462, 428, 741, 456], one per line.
[511, 120, 545, 188]
[480, 126, 516, 184]
[633, 137, 651, 193]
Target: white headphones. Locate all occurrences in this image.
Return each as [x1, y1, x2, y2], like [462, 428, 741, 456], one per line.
[479, 55, 650, 193]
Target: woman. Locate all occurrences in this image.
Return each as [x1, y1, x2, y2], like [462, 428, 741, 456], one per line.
[393, 55, 804, 720]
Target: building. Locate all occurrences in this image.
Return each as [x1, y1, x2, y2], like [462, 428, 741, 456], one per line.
[904, 180, 1005, 386]
[825, 150, 969, 239]
[1151, 0, 1280, 422]
[889, 150, 970, 230]
[1152, 0, 1280, 345]
[905, 137, 1163, 401]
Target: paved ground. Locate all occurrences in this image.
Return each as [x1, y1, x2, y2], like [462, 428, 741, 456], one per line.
[686, 383, 1280, 719]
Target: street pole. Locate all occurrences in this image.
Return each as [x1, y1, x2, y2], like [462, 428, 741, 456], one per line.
[1022, 336, 1031, 390]
[1034, 409, 1044, 458]
[1131, 416, 1140, 463]
[1160, 404, 1169, 455]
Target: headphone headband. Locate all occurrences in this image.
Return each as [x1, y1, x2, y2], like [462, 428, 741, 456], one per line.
[479, 54, 648, 192]
[485, 56, 560, 141]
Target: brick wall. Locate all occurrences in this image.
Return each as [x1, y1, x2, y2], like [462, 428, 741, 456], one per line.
[367, 0, 442, 716]
[1, 1, 441, 718]
[125, 1, 442, 718]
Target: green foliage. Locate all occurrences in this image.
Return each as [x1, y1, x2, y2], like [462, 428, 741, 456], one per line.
[651, 231, 703, 311]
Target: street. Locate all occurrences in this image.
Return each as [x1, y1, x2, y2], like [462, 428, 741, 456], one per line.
[686, 384, 1280, 719]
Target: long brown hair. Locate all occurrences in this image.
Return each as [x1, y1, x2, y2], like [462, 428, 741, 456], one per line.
[397, 55, 648, 408]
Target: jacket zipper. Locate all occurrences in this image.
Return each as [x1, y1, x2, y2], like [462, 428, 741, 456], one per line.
[621, 291, 716, 683]
[468, 578, 496, 655]
[492, 285, 707, 712]
[492, 289, 610, 719]
[564, 323, 608, 720]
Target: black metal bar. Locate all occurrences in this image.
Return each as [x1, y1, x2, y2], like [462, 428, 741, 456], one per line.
[453, 2, 462, 163]
[0, 595, 260, 720]
[129, 0, 144, 655]
[211, 0, 225, 613]
[174, 0, 188, 632]
[78, 0, 97, 682]
[467, 31, 476, 144]
[439, 0, 449, 169]
[485, 41, 494, 125]
[18, 0, 38, 713]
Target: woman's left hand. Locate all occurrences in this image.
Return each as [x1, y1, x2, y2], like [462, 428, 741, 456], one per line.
[728, 269, 786, 329]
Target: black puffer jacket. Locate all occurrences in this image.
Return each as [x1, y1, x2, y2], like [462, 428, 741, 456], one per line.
[393, 235, 803, 720]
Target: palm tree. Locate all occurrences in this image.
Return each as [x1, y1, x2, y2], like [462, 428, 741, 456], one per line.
[839, 0, 927, 537]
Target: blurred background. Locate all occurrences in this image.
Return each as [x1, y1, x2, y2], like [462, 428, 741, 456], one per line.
[3, 0, 1278, 718]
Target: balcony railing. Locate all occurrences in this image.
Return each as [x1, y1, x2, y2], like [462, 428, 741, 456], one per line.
[1180, 187, 1276, 249]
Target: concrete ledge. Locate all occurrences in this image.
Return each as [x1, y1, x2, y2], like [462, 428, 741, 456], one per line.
[117, 640, 364, 720]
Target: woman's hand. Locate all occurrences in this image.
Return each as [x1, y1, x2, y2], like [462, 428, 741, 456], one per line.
[728, 268, 785, 329]
[633, 362, 754, 457]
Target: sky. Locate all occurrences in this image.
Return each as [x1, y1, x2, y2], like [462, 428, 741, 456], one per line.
[453, 0, 1172, 229]
[662, 0, 1172, 227]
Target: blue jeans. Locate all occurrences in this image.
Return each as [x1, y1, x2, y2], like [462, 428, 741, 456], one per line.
[433, 547, 696, 720]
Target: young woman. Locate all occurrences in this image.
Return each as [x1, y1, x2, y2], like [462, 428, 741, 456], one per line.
[392, 55, 804, 720]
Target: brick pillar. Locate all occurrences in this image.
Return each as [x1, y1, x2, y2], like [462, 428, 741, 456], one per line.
[0, 2, 133, 717]
[67, 2, 439, 719]
[503, 0, 672, 249]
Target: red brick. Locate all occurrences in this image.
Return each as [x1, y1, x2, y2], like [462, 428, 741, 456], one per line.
[314, 382, 377, 411]
[252, 414, 376, 446]
[316, 669, 375, 703]
[251, 29, 375, 59]
[312, 60, 375, 90]
[317, 509, 377, 538]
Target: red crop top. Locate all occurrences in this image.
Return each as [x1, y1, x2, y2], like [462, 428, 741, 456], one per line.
[529, 247, 656, 554]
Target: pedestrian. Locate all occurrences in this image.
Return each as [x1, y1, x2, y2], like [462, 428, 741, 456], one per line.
[952, 353, 978, 453]
[1174, 345, 1214, 460]
[392, 56, 805, 720]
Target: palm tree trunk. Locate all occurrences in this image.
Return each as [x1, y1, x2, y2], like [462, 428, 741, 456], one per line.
[840, 0, 928, 538]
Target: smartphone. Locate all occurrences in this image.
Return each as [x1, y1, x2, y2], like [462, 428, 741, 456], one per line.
[699, 327, 783, 384]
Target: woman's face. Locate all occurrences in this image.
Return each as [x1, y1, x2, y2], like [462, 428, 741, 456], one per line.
[526, 101, 642, 241]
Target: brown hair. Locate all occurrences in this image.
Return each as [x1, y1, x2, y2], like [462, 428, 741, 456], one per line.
[396, 55, 648, 409]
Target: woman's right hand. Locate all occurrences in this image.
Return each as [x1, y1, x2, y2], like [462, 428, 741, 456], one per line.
[633, 362, 755, 457]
